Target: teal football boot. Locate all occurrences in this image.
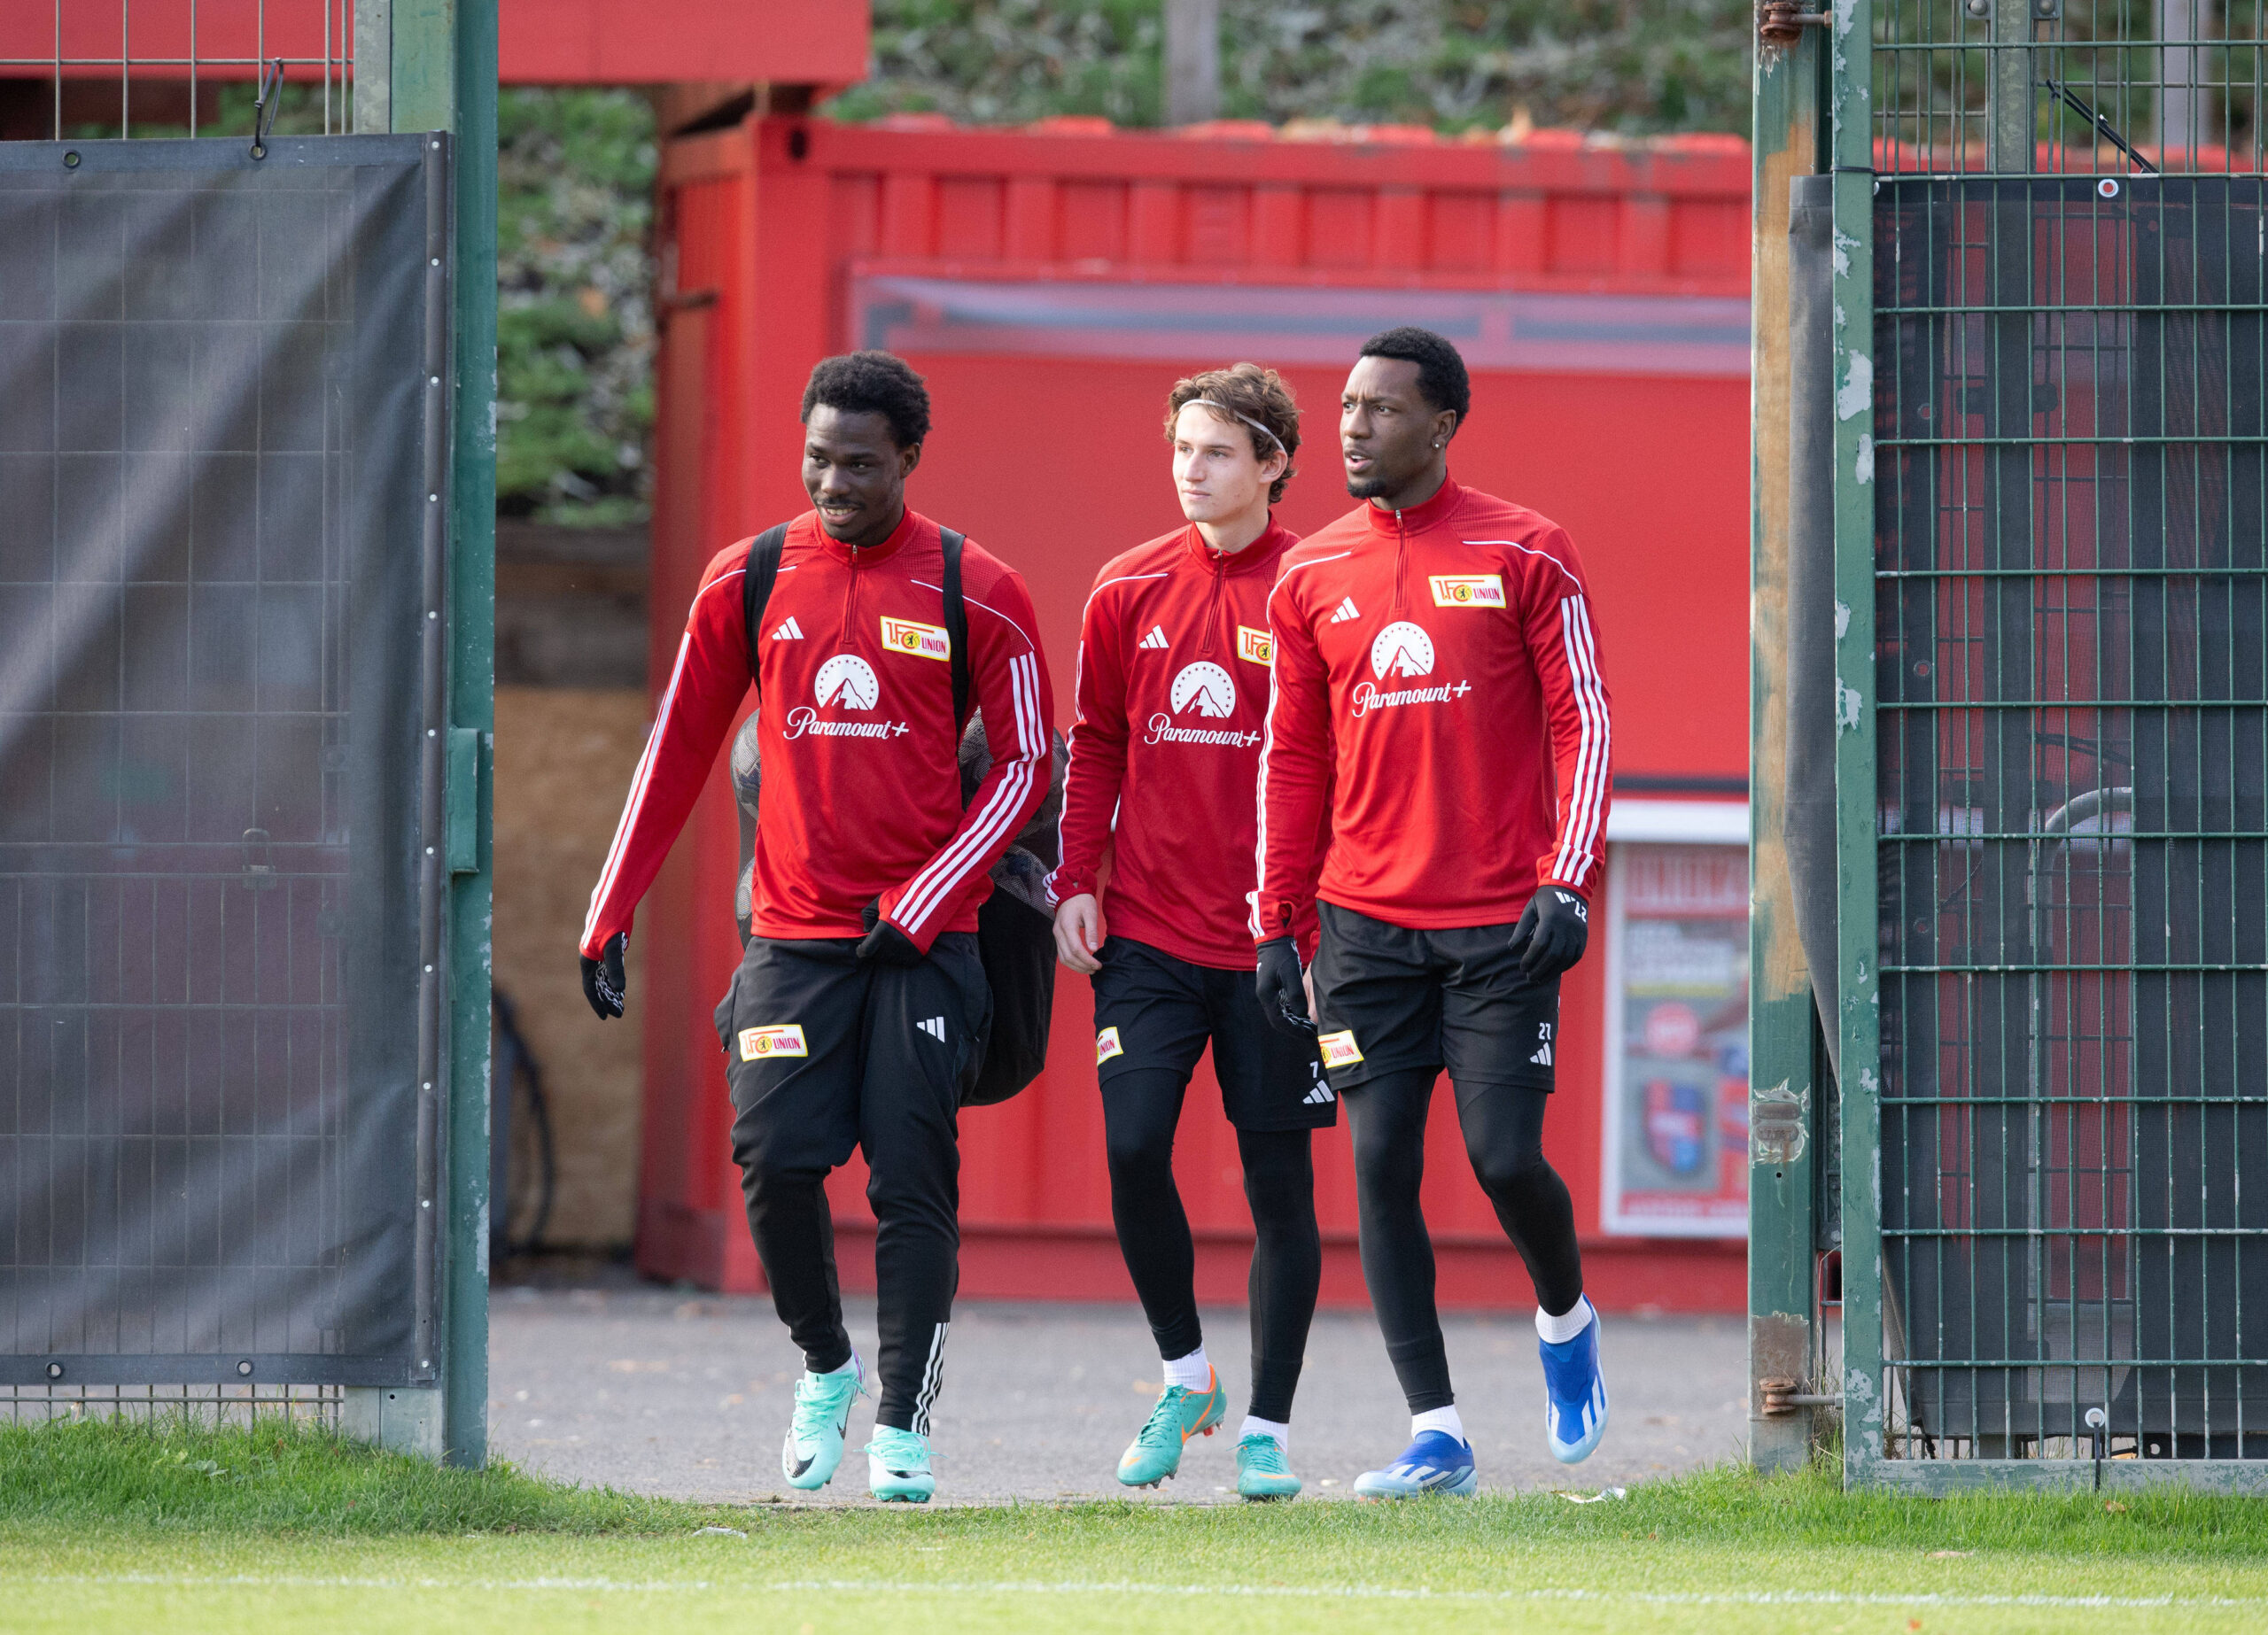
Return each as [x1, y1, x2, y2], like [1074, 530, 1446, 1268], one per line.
[866, 1425, 936, 1503]
[1115, 1368, 1224, 1488]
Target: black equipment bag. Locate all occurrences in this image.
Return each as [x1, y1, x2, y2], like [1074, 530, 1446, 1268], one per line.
[739, 524, 1060, 1106]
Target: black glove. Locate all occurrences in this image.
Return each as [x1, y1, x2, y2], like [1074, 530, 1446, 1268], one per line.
[1509, 886, 1589, 981]
[858, 899, 924, 967]
[1254, 937, 1315, 1036]
[580, 932, 627, 1019]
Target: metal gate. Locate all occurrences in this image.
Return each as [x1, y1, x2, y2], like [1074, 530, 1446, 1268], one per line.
[0, 2, 495, 1464]
[1825, 1, 2267, 1487]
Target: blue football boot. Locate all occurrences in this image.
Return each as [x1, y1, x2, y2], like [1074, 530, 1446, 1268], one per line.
[1539, 1298, 1609, 1463]
[1351, 1430, 1478, 1498]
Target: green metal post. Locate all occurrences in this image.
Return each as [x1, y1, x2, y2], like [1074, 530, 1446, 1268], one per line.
[444, 0, 497, 1476]
[342, 0, 494, 1469]
[1748, 13, 1827, 1476]
[1828, 0, 1884, 1489]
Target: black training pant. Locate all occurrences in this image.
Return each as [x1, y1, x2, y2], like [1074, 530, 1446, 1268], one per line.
[1091, 938, 1329, 1422]
[715, 932, 989, 1437]
[1312, 903, 1583, 1414]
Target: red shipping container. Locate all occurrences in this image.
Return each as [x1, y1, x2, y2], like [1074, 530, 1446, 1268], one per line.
[636, 114, 1752, 1313]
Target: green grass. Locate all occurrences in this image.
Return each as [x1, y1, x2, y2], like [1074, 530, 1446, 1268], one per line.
[4, 1420, 2268, 1633]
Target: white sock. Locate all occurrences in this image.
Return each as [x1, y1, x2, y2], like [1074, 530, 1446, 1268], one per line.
[812, 1351, 859, 1379]
[1162, 1345, 1211, 1391]
[1411, 1405, 1467, 1445]
[1239, 1415, 1288, 1452]
[1536, 1297, 1595, 1345]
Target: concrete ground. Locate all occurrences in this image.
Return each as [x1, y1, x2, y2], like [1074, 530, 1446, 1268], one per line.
[488, 1275, 1747, 1504]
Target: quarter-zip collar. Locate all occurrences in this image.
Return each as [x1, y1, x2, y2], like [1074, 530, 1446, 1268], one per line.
[1180, 515, 1294, 577]
[816, 503, 922, 569]
[1187, 517, 1293, 655]
[1361, 475, 1464, 541]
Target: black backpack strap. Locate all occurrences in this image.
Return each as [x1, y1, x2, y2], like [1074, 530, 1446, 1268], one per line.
[740, 523, 789, 682]
[941, 528, 971, 732]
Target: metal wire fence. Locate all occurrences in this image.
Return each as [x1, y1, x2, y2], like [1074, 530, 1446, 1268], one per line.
[1875, 0, 2265, 173]
[0, 1, 357, 140]
[1865, 0, 2266, 1469]
[1, 1379, 339, 1426]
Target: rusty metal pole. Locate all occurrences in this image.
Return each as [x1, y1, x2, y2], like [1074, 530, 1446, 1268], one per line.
[1750, 0, 1829, 1476]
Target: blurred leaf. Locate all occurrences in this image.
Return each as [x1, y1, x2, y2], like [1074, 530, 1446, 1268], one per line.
[496, 89, 656, 525]
[827, 0, 1755, 136]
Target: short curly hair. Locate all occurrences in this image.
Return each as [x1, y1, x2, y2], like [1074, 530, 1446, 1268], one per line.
[801, 351, 932, 449]
[1358, 326, 1472, 428]
[1162, 362, 1301, 504]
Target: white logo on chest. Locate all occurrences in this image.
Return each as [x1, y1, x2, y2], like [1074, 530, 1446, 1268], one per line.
[1169, 662, 1237, 718]
[1370, 622, 1435, 680]
[813, 654, 880, 710]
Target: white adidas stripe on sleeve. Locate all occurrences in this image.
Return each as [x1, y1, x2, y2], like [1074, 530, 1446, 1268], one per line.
[1551, 593, 1611, 887]
[893, 649, 1045, 934]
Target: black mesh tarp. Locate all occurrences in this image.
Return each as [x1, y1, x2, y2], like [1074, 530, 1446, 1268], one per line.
[0, 136, 443, 1386]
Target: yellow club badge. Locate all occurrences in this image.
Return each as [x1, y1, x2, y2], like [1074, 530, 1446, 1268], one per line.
[1429, 574, 1505, 608]
[738, 1024, 809, 1061]
[880, 615, 951, 662]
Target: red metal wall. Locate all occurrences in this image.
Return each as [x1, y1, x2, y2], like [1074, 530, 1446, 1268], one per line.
[638, 114, 1752, 1312]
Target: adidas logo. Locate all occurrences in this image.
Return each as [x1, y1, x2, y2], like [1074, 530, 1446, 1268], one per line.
[1303, 1084, 1336, 1105]
[1329, 597, 1361, 624]
[917, 1016, 946, 1042]
[1531, 1042, 1553, 1066]
[772, 616, 804, 640]
[1139, 625, 1169, 650]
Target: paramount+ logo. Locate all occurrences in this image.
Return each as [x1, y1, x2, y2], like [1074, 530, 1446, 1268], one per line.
[1350, 620, 1472, 719]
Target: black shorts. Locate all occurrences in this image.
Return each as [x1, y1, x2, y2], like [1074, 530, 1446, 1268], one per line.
[712, 932, 990, 1177]
[1088, 936, 1336, 1131]
[1309, 902, 1560, 1093]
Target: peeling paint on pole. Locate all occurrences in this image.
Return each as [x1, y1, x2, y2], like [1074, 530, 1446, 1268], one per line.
[1836, 352, 1872, 419]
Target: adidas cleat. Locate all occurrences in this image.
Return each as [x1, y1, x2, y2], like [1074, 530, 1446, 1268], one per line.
[866, 1425, 936, 1503]
[781, 1354, 866, 1491]
[1351, 1430, 1478, 1499]
[1540, 1298, 1609, 1464]
[1233, 1434, 1301, 1501]
[1116, 1368, 1225, 1488]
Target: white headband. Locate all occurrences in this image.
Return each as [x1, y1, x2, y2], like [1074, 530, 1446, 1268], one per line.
[1184, 398, 1289, 460]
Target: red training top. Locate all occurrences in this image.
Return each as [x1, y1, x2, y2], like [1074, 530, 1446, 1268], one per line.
[1052, 519, 1320, 970]
[582, 508, 1054, 957]
[1254, 477, 1612, 940]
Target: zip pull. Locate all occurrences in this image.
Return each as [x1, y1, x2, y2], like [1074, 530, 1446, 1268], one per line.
[1392, 509, 1407, 611]
[1199, 553, 1225, 655]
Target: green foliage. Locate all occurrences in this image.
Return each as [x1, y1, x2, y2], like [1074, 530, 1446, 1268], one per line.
[495, 88, 657, 527]
[827, 0, 1167, 126]
[827, 0, 1756, 136]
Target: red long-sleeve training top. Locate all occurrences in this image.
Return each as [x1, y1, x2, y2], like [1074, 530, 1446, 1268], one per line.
[582, 508, 1053, 957]
[1254, 477, 1612, 940]
[1050, 519, 1319, 970]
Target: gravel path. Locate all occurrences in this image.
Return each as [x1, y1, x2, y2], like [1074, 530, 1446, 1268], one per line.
[489, 1279, 1747, 1504]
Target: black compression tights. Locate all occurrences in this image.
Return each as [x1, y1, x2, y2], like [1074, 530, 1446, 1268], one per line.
[1344, 1067, 1583, 1413]
[1103, 1071, 1323, 1422]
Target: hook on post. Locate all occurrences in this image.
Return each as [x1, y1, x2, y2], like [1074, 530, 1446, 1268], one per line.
[251, 59, 286, 159]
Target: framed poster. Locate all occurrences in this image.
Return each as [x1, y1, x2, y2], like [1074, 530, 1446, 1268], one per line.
[1600, 833, 1750, 1238]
